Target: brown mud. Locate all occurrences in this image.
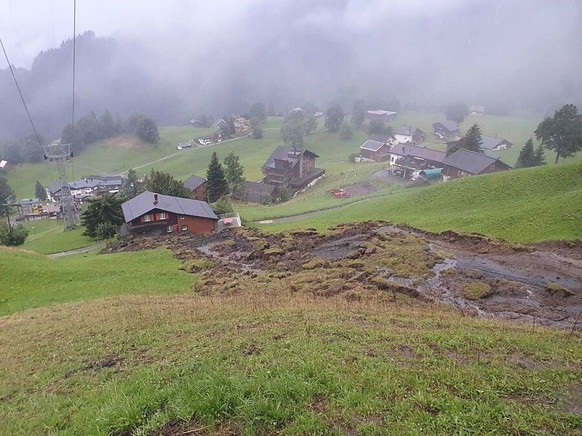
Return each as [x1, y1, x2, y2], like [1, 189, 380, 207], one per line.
[105, 221, 582, 329]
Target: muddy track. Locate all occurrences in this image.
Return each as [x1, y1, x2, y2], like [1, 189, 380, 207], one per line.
[105, 221, 582, 329]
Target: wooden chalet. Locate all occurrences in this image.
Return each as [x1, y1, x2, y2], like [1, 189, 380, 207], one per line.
[183, 175, 207, 201]
[121, 191, 218, 236]
[442, 149, 511, 179]
[262, 146, 325, 189]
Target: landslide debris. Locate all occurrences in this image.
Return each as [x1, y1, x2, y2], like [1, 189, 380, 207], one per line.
[105, 221, 582, 328]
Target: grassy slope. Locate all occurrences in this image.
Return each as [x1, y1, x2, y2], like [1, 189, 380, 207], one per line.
[0, 293, 580, 435]
[21, 219, 94, 254]
[259, 162, 582, 243]
[0, 248, 195, 316]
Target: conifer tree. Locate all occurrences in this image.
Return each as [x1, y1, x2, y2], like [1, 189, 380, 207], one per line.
[461, 124, 483, 152]
[35, 180, 47, 201]
[533, 143, 546, 166]
[206, 151, 229, 203]
[515, 138, 535, 168]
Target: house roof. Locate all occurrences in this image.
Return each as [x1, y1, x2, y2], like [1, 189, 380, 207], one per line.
[0, 160, 7, 168]
[367, 110, 397, 116]
[121, 191, 218, 223]
[480, 136, 512, 150]
[183, 175, 206, 191]
[443, 148, 510, 174]
[360, 139, 387, 152]
[211, 118, 227, 128]
[368, 134, 392, 143]
[263, 146, 319, 170]
[244, 181, 278, 195]
[393, 126, 426, 137]
[390, 144, 446, 163]
[433, 121, 459, 133]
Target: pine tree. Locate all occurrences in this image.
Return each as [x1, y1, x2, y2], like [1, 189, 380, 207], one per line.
[223, 152, 245, 197]
[533, 143, 546, 166]
[340, 120, 353, 140]
[35, 180, 47, 201]
[145, 170, 190, 198]
[121, 168, 144, 199]
[206, 151, 229, 203]
[515, 138, 535, 168]
[461, 124, 483, 152]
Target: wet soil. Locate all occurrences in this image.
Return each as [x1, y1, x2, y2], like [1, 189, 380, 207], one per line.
[105, 221, 582, 329]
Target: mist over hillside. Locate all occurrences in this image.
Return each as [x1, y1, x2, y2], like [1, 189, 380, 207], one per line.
[1, 0, 581, 140]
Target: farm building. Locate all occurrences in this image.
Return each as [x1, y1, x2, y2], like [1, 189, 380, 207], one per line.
[359, 139, 393, 162]
[237, 181, 280, 204]
[366, 110, 398, 122]
[433, 121, 460, 139]
[262, 146, 325, 190]
[442, 149, 511, 179]
[480, 136, 513, 151]
[121, 191, 218, 236]
[183, 175, 207, 201]
[392, 126, 427, 143]
[388, 144, 446, 179]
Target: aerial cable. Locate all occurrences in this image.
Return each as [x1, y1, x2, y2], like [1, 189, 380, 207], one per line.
[0, 35, 55, 182]
[70, 0, 77, 181]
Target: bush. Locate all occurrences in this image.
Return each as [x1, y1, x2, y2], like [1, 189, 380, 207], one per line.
[0, 223, 29, 246]
[213, 197, 234, 214]
[95, 222, 119, 240]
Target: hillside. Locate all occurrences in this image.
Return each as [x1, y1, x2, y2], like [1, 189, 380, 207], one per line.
[258, 162, 582, 243]
[1, 224, 581, 434]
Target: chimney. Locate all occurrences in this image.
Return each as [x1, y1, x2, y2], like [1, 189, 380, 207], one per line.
[153, 194, 158, 205]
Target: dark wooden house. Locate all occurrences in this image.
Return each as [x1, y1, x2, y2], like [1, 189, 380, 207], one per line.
[442, 149, 511, 179]
[433, 121, 460, 139]
[359, 139, 392, 161]
[121, 191, 218, 236]
[183, 175, 207, 201]
[262, 146, 325, 189]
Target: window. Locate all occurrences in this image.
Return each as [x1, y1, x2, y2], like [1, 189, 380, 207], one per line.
[167, 225, 172, 233]
[143, 214, 153, 222]
[159, 212, 168, 220]
[181, 225, 188, 232]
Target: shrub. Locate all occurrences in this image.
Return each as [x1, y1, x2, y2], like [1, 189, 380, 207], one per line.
[0, 223, 29, 246]
[213, 197, 234, 215]
[95, 222, 119, 240]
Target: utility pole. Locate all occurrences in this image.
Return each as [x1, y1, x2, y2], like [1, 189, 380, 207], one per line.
[43, 141, 79, 230]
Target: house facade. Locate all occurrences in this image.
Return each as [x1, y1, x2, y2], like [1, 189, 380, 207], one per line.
[46, 175, 124, 202]
[121, 191, 218, 236]
[481, 136, 513, 151]
[183, 175, 207, 201]
[442, 149, 511, 179]
[262, 147, 325, 189]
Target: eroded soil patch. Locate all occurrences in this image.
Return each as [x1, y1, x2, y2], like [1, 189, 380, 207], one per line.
[106, 222, 582, 328]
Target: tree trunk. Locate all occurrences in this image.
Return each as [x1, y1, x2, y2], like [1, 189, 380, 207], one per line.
[555, 153, 560, 164]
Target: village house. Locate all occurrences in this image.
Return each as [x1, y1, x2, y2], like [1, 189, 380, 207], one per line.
[183, 175, 207, 201]
[442, 148, 511, 179]
[121, 191, 218, 236]
[46, 175, 124, 202]
[388, 143, 446, 179]
[392, 126, 427, 143]
[470, 105, 486, 115]
[366, 110, 398, 122]
[262, 146, 325, 190]
[433, 121, 460, 139]
[359, 139, 393, 162]
[480, 136, 513, 151]
[237, 181, 280, 204]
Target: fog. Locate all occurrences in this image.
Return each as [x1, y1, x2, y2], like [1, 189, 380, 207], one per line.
[1, 0, 581, 139]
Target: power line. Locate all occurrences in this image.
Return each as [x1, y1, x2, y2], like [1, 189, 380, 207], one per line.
[70, 0, 77, 181]
[0, 35, 54, 183]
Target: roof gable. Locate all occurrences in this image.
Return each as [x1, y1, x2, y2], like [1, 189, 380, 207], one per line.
[122, 191, 218, 223]
[389, 144, 446, 162]
[183, 175, 206, 191]
[263, 146, 319, 170]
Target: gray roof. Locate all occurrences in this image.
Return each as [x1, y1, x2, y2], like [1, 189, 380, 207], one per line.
[360, 139, 386, 152]
[433, 121, 459, 133]
[263, 146, 319, 170]
[183, 175, 206, 191]
[443, 148, 508, 174]
[480, 136, 512, 150]
[390, 144, 446, 163]
[369, 134, 392, 143]
[121, 191, 218, 223]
